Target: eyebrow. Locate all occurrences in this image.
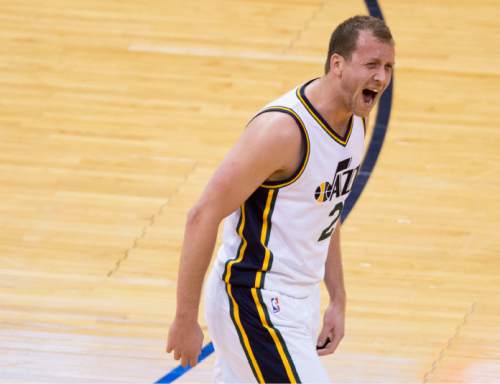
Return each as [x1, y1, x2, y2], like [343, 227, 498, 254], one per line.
[365, 58, 395, 66]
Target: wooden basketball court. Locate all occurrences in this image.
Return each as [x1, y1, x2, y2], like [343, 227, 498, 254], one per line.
[1, 0, 499, 382]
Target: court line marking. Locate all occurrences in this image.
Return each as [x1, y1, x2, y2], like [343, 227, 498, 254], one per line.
[422, 301, 477, 383]
[156, 343, 214, 384]
[129, 43, 323, 64]
[107, 161, 198, 277]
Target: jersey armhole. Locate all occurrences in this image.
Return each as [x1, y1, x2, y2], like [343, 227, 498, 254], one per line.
[247, 106, 310, 189]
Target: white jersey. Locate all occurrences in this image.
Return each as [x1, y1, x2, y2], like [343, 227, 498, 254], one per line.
[213, 79, 366, 298]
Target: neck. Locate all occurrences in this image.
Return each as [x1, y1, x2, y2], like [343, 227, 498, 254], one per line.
[304, 76, 353, 135]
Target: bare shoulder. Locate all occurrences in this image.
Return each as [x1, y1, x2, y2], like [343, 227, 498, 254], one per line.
[246, 110, 303, 145]
[244, 110, 304, 181]
[193, 109, 304, 219]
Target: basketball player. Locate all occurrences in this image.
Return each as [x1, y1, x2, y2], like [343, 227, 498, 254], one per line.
[167, 15, 395, 383]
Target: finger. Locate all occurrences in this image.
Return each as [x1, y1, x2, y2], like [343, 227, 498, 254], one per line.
[316, 327, 332, 349]
[317, 339, 334, 356]
[166, 341, 173, 353]
[316, 336, 331, 350]
[189, 356, 198, 367]
[174, 350, 181, 361]
[181, 355, 189, 368]
[316, 326, 334, 349]
[317, 333, 343, 356]
[317, 346, 330, 356]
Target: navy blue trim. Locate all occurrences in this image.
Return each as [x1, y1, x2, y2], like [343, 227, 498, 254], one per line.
[298, 79, 353, 145]
[222, 207, 244, 282]
[223, 188, 277, 288]
[224, 283, 261, 381]
[255, 108, 309, 188]
[260, 189, 278, 289]
[157, 0, 392, 381]
[228, 188, 269, 287]
[230, 286, 299, 383]
[256, 288, 301, 382]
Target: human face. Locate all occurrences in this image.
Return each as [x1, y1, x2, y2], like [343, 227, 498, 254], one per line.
[339, 30, 395, 117]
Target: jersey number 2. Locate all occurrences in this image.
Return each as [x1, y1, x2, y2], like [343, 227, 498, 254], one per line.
[318, 202, 343, 242]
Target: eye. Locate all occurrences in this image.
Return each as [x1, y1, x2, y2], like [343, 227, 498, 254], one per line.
[366, 62, 377, 69]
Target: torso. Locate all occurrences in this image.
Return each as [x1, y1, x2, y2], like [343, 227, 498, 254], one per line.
[214, 79, 366, 298]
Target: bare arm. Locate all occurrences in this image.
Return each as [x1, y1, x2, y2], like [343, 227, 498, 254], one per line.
[167, 112, 303, 367]
[317, 223, 346, 356]
[324, 223, 346, 305]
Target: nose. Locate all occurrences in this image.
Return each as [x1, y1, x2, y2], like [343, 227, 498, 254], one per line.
[374, 65, 392, 87]
[373, 66, 389, 86]
[374, 65, 392, 88]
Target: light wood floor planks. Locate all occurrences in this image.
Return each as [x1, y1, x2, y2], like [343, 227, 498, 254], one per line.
[0, 1, 499, 383]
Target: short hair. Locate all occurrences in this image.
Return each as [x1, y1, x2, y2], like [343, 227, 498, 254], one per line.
[324, 15, 393, 73]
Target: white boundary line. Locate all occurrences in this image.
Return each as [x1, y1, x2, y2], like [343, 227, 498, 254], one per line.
[128, 43, 323, 64]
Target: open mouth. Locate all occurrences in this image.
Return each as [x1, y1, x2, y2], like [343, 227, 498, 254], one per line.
[362, 88, 378, 105]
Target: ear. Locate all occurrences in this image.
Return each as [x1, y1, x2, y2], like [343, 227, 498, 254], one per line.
[330, 53, 344, 76]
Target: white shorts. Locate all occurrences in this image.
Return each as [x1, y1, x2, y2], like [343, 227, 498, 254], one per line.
[204, 268, 330, 383]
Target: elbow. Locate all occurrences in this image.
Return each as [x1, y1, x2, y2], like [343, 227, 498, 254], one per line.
[186, 204, 203, 228]
[186, 201, 222, 229]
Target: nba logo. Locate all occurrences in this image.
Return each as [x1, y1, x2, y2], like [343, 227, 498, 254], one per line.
[271, 297, 280, 313]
